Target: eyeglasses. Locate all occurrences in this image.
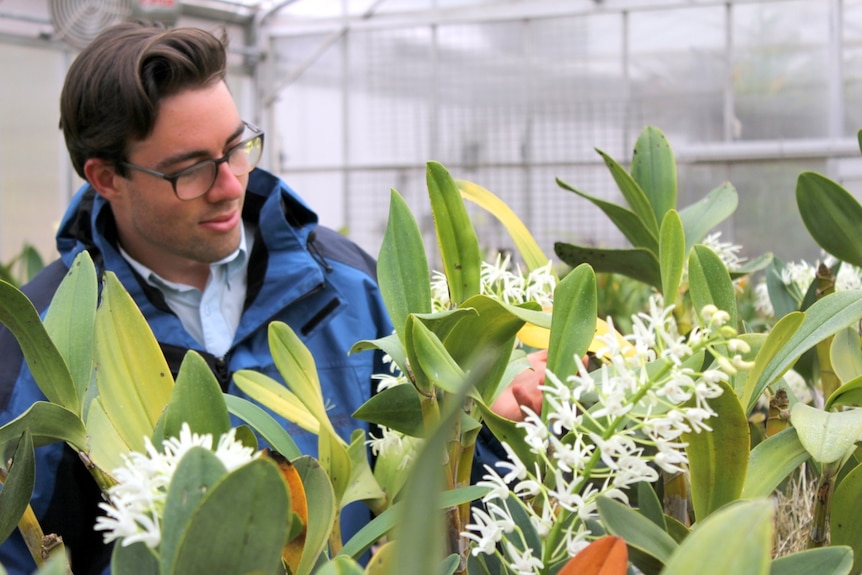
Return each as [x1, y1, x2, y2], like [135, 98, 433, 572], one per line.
[120, 121, 265, 201]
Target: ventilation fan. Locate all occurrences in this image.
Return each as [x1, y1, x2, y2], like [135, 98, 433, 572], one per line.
[49, 0, 181, 50]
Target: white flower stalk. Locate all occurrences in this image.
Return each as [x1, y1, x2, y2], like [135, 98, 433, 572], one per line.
[93, 423, 255, 549]
[463, 295, 749, 571]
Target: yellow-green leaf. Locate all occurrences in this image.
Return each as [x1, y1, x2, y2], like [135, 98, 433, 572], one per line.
[631, 126, 677, 225]
[791, 403, 862, 465]
[659, 209, 685, 303]
[232, 370, 319, 434]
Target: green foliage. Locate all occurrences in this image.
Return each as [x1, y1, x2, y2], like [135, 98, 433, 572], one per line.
[0, 243, 44, 288]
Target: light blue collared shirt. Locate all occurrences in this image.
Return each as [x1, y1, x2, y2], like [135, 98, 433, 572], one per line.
[120, 224, 254, 358]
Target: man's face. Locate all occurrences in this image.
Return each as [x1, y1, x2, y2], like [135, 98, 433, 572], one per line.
[109, 81, 248, 283]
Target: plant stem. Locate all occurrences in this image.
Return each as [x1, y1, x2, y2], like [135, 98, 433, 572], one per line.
[808, 460, 840, 548]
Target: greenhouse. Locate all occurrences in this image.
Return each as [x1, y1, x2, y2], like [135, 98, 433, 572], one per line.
[3, 1, 862, 575]
[2, 0, 861, 266]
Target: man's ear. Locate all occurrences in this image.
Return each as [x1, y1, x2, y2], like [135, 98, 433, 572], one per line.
[83, 158, 123, 200]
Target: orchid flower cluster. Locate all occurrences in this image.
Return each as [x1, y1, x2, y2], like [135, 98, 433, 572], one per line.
[462, 297, 751, 574]
[93, 423, 256, 549]
[754, 255, 862, 317]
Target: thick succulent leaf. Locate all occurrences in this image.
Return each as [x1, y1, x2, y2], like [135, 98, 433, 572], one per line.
[659, 210, 685, 303]
[43, 251, 97, 406]
[796, 171, 862, 268]
[684, 379, 749, 521]
[378, 188, 431, 339]
[427, 161, 481, 305]
[223, 394, 302, 460]
[688, 244, 737, 328]
[555, 243, 661, 289]
[0, 431, 34, 546]
[95, 273, 173, 451]
[456, 178, 550, 270]
[0, 402, 87, 455]
[678, 182, 738, 250]
[830, 327, 862, 386]
[637, 482, 667, 531]
[825, 375, 862, 411]
[791, 403, 862, 464]
[769, 547, 853, 575]
[160, 447, 229, 575]
[111, 542, 159, 575]
[831, 463, 862, 575]
[631, 126, 678, 224]
[339, 485, 486, 560]
[411, 318, 471, 396]
[293, 456, 337, 575]
[741, 427, 809, 499]
[547, 263, 597, 384]
[232, 369, 320, 434]
[350, 334, 408, 377]
[745, 291, 862, 414]
[0, 280, 78, 412]
[597, 496, 678, 565]
[168, 458, 289, 575]
[269, 321, 336, 436]
[314, 556, 366, 575]
[162, 351, 231, 441]
[596, 149, 659, 235]
[556, 177, 658, 253]
[318, 427, 352, 506]
[352, 383, 425, 437]
[660, 499, 773, 575]
[341, 430, 385, 507]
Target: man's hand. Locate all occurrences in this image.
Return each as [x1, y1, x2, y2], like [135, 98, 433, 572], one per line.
[490, 349, 547, 421]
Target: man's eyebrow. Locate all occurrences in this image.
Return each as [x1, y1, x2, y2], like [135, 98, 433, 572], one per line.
[154, 122, 246, 172]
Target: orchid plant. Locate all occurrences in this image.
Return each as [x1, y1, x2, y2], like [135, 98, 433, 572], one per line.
[4, 126, 862, 575]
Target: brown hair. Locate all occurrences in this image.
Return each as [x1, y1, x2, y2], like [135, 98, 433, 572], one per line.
[59, 22, 229, 178]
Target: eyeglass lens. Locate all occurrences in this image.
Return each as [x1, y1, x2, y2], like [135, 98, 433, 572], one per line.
[175, 135, 263, 200]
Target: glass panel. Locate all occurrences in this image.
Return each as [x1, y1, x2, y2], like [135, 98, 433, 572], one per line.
[733, 1, 830, 139]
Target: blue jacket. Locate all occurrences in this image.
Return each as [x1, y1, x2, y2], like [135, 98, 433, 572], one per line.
[0, 169, 393, 575]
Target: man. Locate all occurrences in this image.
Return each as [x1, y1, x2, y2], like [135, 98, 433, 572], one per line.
[0, 23, 393, 574]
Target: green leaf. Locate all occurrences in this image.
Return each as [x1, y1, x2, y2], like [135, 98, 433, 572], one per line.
[411, 318, 470, 396]
[350, 334, 409, 379]
[636, 482, 667, 532]
[456, 178, 550, 271]
[678, 182, 738, 251]
[547, 264, 597, 383]
[556, 177, 659, 253]
[232, 369, 319, 434]
[315, 556, 366, 575]
[163, 351, 231, 441]
[353, 384, 425, 437]
[796, 171, 862, 268]
[661, 499, 773, 575]
[596, 149, 659, 235]
[43, 251, 97, 407]
[741, 427, 810, 499]
[94, 273, 173, 452]
[427, 161, 482, 305]
[0, 402, 87, 454]
[743, 312, 804, 413]
[161, 447, 229, 575]
[765, 258, 802, 320]
[684, 379, 749, 521]
[830, 327, 862, 386]
[0, 280, 78, 412]
[293, 456, 337, 575]
[0, 431, 34, 545]
[339, 486, 486, 560]
[341, 430, 385, 507]
[318, 427, 352, 506]
[269, 321, 337, 437]
[631, 126, 678, 224]
[769, 547, 853, 575]
[223, 394, 302, 460]
[831, 463, 862, 575]
[791, 403, 862, 464]
[659, 210, 685, 303]
[168, 458, 289, 575]
[378, 188, 432, 338]
[110, 542, 159, 575]
[825, 375, 862, 410]
[688, 244, 737, 328]
[440, 295, 529, 403]
[597, 496, 678, 565]
[554, 243, 661, 289]
[746, 291, 862, 413]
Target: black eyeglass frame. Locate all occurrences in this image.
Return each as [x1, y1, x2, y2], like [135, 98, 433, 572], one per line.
[119, 121, 265, 201]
